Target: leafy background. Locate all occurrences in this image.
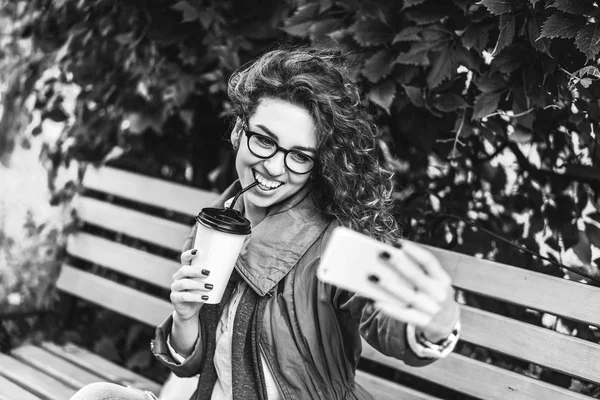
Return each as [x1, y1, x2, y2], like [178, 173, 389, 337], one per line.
[1, 0, 600, 397]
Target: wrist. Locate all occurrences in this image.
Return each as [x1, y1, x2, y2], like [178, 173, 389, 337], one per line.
[419, 301, 460, 343]
[173, 310, 200, 326]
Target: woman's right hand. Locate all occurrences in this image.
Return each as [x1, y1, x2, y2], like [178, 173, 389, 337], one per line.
[170, 248, 213, 322]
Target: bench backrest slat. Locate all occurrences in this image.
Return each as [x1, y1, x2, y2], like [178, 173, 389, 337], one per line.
[429, 246, 600, 326]
[76, 197, 190, 252]
[56, 265, 172, 326]
[354, 370, 442, 400]
[461, 305, 600, 384]
[83, 167, 219, 216]
[361, 340, 591, 400]
[67, 233, 178, 290]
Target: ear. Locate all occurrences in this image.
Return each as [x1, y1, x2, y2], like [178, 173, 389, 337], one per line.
[230, 117, 243, 148]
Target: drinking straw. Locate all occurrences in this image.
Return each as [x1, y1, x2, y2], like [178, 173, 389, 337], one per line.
[228, 181, 259, 209]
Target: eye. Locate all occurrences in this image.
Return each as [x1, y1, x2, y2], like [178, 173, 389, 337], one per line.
[255, 134, 276, 147]
[290, 151, 314, 164]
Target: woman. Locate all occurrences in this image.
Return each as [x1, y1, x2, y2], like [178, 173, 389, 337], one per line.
[71, 46, 460, 400]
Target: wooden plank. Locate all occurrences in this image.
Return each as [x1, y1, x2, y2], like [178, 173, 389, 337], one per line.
[355, 370, 442, 400]
[56, 264, 173, 327]
[427, 245, 600, 326]
[360, 340, 593, 400]
[11, 345, 105, 389]
[83, 166, 219, 216]
[76, 197, 190, 252]
[0, 375, 41, 400]
[41, 342, 161, 395]
[67, 233, 178, 290]
[0, 354, 76, 400]
[461, 305, 600, 384]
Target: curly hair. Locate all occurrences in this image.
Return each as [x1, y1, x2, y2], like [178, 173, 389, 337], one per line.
[227, 45, 400, 244]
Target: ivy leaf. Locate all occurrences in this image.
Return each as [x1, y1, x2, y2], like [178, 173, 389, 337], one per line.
[309, 18, 344, 36]
[171, 1, 202, 23]
[478, 0, 517, 15]
[431, 93, 468, 112]
[492, 14, 516, 56]
[575, 22, 600, 60]
[282, 3, 320, 37]
[403, 86, 426, 107]
[427, 49, 455, 88]
[547, 0, 595, 15]
[491, 44, 526, 73]
[393, 26, 423, 43]
[397, 44, 431, 66]
[462, 23, 492, 51]
[403, 0, 429, 8]
[541, 12, 586, 39]
[527, 16, 551, 55]
[367, 78, 396, 113]
[352, 17, 395, 46]
[472, 91, 502, 120]
[362, 49, 397, 83]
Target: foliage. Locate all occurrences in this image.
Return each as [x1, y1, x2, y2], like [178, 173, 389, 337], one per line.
[2, 0, 600, 394]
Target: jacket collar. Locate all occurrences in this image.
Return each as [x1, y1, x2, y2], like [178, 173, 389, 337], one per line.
[210, 181, 330, 296]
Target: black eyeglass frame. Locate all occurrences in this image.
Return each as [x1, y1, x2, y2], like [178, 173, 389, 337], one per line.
[241, 120, 317, 175]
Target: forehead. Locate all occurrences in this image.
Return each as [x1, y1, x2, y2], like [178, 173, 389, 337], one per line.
[249, 98, 317, 149]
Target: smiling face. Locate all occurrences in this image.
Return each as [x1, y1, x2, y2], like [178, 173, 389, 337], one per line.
[231, 97, 317, 215]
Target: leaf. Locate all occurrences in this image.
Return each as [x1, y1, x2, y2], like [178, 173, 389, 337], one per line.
[541, 12, 586, 39]
[403, 86, 426, 107]
[367, 78, 396, 113]
[362, 49, 397, 83]
[490, 44, 526, 73]
[396, 45, 431, 66]
[462, 23, 492, 51]
[393, 26, 423, 43]
[472, 91, 502, 120]
[575, 22, 600, 60]
[478, 0, 517, 15]
[427, 50, 455, 88]
[547, 0, 595, 15]
[171, 1, 201, 23]
[527, 17, 551, 55]
[309, 18, 344, 36]
[431, 93, 468, 112]
[282, 3, 320, 37]
[352, 17, 395, 46]
[570, 231, 592, 265]
[492, 14, 516, 56]
[585, 223, 600, 249]
[403, 0, 429, 8]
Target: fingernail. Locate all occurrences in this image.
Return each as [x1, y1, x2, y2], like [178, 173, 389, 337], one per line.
[201, 269, 210, 276]
[205, 283, 213, 290]
[201, 295, 209, 300]
[379, 251, 391, 260]
[368, 274, 380, 283]
[393, 241, 403, 249]
[191, 249, 197, 255]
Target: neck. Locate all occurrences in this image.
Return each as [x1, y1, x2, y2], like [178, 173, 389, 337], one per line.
[243, 197, 267, 228]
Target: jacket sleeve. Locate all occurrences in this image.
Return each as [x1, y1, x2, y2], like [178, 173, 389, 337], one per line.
[151, 313, 206, 377]
[333, 288, 437, 367]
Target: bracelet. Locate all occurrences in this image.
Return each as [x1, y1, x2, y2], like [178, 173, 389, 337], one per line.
[406, 321, 461, 359]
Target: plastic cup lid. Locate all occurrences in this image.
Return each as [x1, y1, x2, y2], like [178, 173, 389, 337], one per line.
[196, 207, 251, 235]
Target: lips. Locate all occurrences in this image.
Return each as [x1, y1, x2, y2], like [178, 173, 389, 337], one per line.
[253, 169, 283, 191]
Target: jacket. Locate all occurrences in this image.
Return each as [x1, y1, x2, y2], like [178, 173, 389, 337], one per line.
[152, 181, 436, 399]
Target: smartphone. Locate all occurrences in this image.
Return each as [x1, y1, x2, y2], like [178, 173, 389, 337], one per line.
[317, 226, 419, 303]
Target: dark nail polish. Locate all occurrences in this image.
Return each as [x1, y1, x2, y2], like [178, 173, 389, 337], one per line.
[368, 274, 380, 283]
[205, 283, 214, 290]
[393, 241, 403, 249]
[201, 269, 210, 276]
[191, 249, 197, 255]
[379, 251, 391, 260]
[201, 295, 209, 300]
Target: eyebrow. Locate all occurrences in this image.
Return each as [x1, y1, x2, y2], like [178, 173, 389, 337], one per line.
[254, 123, 317, 154]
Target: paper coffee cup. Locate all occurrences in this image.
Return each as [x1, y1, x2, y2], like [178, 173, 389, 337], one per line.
[191, 207, 251, 304]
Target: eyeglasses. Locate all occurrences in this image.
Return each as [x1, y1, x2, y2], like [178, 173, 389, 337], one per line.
[242, 120, 316, 175]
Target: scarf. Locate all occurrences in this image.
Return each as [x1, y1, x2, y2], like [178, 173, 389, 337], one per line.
[193, 270, 268, 400]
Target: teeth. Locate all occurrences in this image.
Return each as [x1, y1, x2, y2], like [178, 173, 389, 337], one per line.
[254, 171, 282, 189]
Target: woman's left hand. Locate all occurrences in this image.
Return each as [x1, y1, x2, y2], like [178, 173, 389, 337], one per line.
[372, 240, 460, 342]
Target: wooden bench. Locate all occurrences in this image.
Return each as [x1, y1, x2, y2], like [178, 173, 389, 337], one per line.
[1, 165, 599, 400]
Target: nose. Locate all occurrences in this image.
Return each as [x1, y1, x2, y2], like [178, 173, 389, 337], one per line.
[263, 150, 286, 176]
